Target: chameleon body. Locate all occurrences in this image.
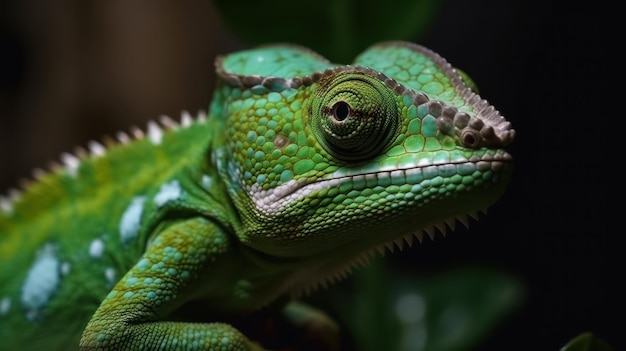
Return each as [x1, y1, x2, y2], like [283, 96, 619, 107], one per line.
[0, 41, 515, 350]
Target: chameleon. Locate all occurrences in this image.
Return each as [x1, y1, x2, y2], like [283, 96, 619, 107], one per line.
[0, 41, 515, 350]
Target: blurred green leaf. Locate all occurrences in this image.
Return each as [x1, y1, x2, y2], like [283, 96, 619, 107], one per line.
[560, 332, 614, 351]
[212, 0, 440, 63]
[332, 260, 524, 351]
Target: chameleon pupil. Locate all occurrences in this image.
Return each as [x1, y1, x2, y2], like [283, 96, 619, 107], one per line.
[332, 101, 350, 121]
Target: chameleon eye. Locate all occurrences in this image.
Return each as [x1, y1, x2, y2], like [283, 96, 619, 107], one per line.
[310, 72, 400, 161]
[332, 101, 350, 122]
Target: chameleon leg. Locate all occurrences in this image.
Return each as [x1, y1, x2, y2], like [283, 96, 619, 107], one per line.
[79, 217, 264, 351]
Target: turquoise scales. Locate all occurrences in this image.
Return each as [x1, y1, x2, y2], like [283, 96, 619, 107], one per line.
[0, 41, 514, 350]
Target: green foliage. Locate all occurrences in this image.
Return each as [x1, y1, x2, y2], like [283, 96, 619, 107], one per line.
[560, 332, 614, 351]
[212, 0, 440, 63]
[338, 261, 524, 351]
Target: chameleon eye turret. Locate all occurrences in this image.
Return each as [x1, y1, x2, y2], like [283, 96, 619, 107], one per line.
[309, 70, 400, 161]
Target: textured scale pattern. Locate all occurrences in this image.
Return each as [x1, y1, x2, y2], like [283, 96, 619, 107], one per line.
[0, 41, 514, 350]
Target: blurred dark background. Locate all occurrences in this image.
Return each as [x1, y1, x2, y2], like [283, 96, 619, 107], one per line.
[0, 1, 612, 350]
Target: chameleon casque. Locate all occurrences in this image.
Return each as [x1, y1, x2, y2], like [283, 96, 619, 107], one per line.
[0, 41, 515, 350]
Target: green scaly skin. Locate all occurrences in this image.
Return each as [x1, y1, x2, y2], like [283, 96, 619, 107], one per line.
[0, 41, 515, 350]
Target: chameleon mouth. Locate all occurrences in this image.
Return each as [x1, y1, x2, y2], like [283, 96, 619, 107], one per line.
[249, 150, 513, 215]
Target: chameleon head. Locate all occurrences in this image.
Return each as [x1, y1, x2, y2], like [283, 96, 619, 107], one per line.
[213, 41, 515, 259]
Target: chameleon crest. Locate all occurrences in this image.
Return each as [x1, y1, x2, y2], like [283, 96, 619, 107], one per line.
[0, 41, 514, 350]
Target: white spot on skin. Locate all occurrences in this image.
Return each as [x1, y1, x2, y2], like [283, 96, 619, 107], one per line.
[104, 268, 116, 287]
[60, 262, 71, 276]
[147, 121, 163, 145]
[201, 175, 213, 190]
[119, 196, 146, 244]
[153, 180, 182, 207]
[21, 244, 60, 321]
[89, 239, 105, 259]
[1, 297, 10, 315]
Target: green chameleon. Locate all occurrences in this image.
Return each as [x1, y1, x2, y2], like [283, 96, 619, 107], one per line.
[0, 41, 515, 350]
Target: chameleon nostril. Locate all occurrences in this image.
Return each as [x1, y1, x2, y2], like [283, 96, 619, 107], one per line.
[461, 128, 481, 148]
